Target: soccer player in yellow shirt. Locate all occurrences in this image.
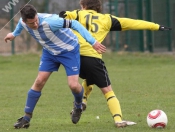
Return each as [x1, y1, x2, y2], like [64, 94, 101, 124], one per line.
[59, 0, 171, 128]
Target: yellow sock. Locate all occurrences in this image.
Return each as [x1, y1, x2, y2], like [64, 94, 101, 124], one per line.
[82, 79, 93, 104]
[105, 91, 122, 122]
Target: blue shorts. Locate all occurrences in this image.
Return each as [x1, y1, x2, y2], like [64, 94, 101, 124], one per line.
[39, 45, 80, 76]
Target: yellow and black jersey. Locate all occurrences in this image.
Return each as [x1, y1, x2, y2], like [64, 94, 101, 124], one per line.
[60, 10, 160, 59]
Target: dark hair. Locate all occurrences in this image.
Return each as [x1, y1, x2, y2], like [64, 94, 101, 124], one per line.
[79, 0, 102, 13]
[20, 4, 37, 22]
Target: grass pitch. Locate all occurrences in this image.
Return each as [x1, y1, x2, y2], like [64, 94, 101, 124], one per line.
[0, 52, 175, 132]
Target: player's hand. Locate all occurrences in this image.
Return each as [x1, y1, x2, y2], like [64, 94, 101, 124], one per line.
[92, 41, 106, 54]
[159, 25, 172, 31]
[59, 11, 67, 18]
[4, 33, 15, 43]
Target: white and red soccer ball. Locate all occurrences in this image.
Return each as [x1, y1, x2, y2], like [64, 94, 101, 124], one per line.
[147, 109, 168, 128]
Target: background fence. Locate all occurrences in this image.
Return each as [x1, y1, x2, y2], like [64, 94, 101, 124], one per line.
[108, 0, 174, 52]
[0, 0, 174, 55]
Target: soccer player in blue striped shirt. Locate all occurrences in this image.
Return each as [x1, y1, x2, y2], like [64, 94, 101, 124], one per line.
[4, 4, 106, 129]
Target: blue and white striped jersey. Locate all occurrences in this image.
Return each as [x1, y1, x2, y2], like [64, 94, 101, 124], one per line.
[12, 13, 96, 55]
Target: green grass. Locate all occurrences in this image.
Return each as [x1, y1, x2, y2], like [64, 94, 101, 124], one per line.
[0, 52, 175, 132]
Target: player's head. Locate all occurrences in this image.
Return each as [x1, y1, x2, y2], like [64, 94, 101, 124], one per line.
[20, 4, 39, 30]
[79, 0, 102, 13]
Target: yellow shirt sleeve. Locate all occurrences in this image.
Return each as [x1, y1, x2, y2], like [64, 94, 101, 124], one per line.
[111, 15, 160, 31]
[65, 10, 78, 20]
[64, 10, 160, 59]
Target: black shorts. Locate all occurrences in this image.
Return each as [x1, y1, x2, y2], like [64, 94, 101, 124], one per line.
[80, 56, 111, 88]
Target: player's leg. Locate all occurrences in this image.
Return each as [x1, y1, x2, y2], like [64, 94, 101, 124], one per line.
[80, 56, 123, 123]
[61, 45, 83, 124]
[82, 79, 93, 110]
[100, 86, 136, 127]
[79, 56, 96, 111]
[100, 86, 122, 121]
[14, 50, 58, 129]
[87, 58, 136, 128]
[67, 75, 84, 124]
[100, 86, 125, 127]
[14, 71, 52, 129]
[96, 77, 126, 127]
[67, 75, 84, 109]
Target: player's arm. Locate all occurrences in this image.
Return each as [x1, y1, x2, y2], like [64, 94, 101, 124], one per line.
[59, 11, 107, 53]
[4, 19, 24, 43]
[110, 15, 171, 31]
[68, 19, 106, 53]
[51, 15, 106, 53]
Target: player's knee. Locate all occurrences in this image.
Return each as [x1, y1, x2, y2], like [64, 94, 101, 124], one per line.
[34, 78, 46, 88]
[68, 81, 80, 91]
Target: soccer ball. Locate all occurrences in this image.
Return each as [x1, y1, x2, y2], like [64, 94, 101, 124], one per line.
[147, 109, 168, 128]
